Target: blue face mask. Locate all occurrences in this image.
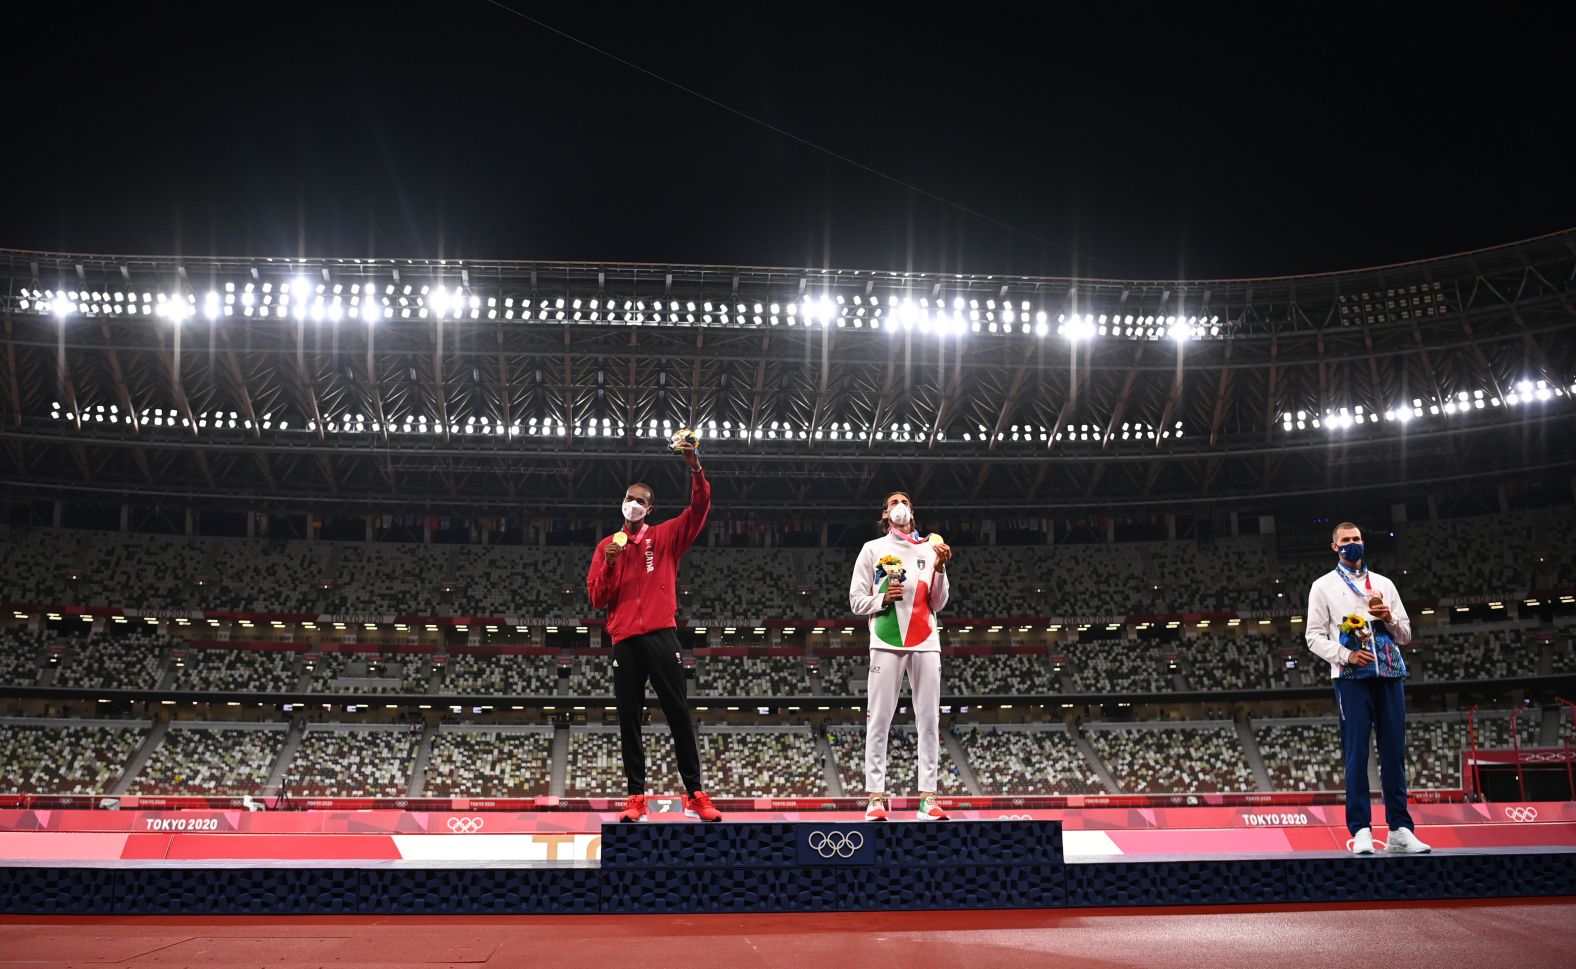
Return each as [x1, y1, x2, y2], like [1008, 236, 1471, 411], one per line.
[1339, 542, 1365, 565]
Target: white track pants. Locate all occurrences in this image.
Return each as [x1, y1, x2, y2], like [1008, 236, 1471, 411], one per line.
[864, 649, 941, 795]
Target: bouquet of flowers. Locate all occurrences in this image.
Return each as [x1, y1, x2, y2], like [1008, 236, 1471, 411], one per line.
[877, 554, 907, 584]
[1338, 613, 1403, 680]
[1339, 614, 1370, 642]
[669, 427, 700, 454]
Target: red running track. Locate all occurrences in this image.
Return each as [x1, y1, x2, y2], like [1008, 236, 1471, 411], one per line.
[2, 899, 1572, 969]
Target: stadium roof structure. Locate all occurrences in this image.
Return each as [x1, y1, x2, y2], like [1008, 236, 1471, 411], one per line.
[2, 230, 1574, 516]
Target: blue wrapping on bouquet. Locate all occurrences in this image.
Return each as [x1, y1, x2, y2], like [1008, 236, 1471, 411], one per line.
[1339, 618, 1407, 680]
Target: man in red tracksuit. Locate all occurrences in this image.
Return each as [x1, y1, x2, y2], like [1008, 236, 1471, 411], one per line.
[586, 440, 722, 823]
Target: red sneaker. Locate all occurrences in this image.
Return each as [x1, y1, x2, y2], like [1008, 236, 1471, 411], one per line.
[915, 795, 950, 821]
[683, 791, 723, 822]
[618, 794, 648, 823]
[864, 797, 889, 821]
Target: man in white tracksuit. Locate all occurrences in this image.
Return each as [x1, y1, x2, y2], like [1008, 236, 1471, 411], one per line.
[1305, 520, 1431, 855]
[848, 491, 953, 821]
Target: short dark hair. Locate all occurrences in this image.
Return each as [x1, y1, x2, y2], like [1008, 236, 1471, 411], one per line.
[1331, 521, 1361, 542]
[625, 482, 654, 505]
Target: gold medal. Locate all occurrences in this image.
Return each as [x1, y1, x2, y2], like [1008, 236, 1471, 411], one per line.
[612, 532, 628, 548]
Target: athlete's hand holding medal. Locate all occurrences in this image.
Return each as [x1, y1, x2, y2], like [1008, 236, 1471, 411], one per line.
[928, 531, 952, 569]
[604, 528, 628, 562]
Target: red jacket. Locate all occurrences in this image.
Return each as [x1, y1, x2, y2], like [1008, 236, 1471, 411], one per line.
[586, 470, 711, 643]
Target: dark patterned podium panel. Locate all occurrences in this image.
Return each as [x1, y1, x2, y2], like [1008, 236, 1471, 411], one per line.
[2, 841, 1570, 915]
[872, 820, 1063, 867]
[603, 819, 1063, 870]
[115, 866, 362, 915]
[0, 865, 601, 915]
[367, 867, 601, 914]
[600, 820, 1067, 912]
[602, 821, 801, 868]
[1066, 859, 1285, 908]
[1069, 850, 1576, 909]
[599, 862, 1071, 914]
[0, 866, 116, 914]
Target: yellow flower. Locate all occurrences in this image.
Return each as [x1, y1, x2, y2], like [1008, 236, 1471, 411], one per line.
[1339, 615, 1368, 634]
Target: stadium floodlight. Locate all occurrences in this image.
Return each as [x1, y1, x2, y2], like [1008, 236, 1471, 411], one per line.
[428, 285, 452, 318]
[163, 298, 194, 323]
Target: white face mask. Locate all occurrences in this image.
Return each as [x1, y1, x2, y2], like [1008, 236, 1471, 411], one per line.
[887, 501, 913, 527]
[622, 499, 648, 523]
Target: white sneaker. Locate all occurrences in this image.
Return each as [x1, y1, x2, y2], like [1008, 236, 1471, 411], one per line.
[1350, 827, 1375, 854]
[864, 797, 889, 822]
[915, 795, 950, 821]
[1386, 828, 1432, 854]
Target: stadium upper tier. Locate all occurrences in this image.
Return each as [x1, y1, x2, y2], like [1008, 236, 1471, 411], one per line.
[1, 232, 1573, 513]
[2, 505, 1572, 624]
[2, 503, 1573, 704]
[2, 624, 1568, 698]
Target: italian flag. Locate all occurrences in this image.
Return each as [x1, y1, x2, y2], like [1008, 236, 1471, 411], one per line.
[873, 575, 934, 648]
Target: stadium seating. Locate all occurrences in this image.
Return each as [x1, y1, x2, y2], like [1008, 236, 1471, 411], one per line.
[0, 717, 149, 794]
[1084, 723, 1255, 794]
[282, 724, 420, 797]
[422, 726, 554, 796]
[957, 725, 1104, 794]
[130, 723, 287, 794]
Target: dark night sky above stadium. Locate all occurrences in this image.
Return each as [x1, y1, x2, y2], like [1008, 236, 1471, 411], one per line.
[11, 4, 1574, 279]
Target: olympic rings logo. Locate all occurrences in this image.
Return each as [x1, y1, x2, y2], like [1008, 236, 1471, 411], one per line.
[1504, 807, 1539, 823]
[997, 814, 1033, 821]
[806, 830, 865, 858]
[447, 816, 485, 834]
